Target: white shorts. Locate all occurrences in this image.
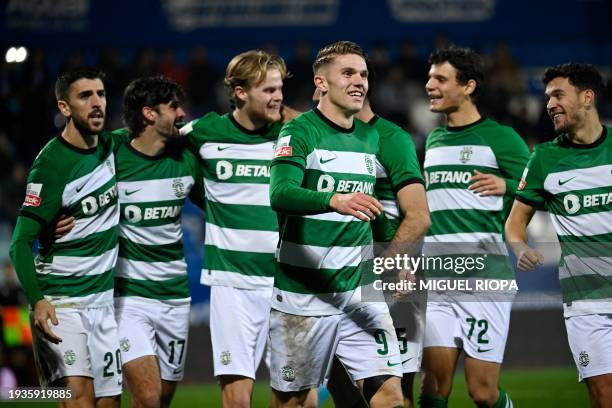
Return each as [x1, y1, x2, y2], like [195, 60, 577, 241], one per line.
[566, 314, 612, 381]
[269, 303, 402, 392]
[115, 299, 190, 381]
[210, 285, 272, 379]
[423, 297, 512, 364]
[31, 305, 122, 397]
[388, 292, 427, 373]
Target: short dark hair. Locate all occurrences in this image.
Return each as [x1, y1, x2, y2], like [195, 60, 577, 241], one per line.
[54, 67, 105, 101]
[313, 41, 367, 73]
[428, 47, 484, 99]
[123, 75, 185, 135]
[542, 63, 605, 102]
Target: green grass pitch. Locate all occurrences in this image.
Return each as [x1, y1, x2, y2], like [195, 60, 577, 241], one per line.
[3, 367, 588, 407]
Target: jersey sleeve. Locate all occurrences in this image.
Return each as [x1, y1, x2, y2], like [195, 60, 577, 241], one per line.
[19, 157, 64, 226]
[180, 115, 208, 157]
[187, 151, 205, 210]
[271, 120, 312, 169]
[378, 127, 424, 192]
[489, 127, 531, 196]
[269, 121, 334, 214]
[514, 146, 546, 209]
[9, 216, 44, 306]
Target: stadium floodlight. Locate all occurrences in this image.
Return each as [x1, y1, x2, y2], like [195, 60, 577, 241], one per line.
[5, 46, 28, 63]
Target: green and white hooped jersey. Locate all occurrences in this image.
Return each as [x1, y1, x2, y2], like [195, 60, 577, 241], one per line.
[271, 109, 379, 316]
[19, 132, 121, 308]
[181, 112, 282, 290]
[423, 118, 530, 279]
[114, 139, 204, 306]
[516, 126, 612, 317]
[370, 115, 424, 241]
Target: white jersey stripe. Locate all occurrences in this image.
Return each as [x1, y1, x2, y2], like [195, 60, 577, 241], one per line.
[278, 241, 366, 269]
[118, 176, 195, 203]
[424, 145, 498, 169]
[56, 205, 119, 243]
[303, 212, 362, 223]
[120, 222, 182, 246]
[550, 211, 612, 237]
[427, 188, 503, 212]
[204, 179, 269, 206]
[62, 154, 116, 206]
[199, 141, 275, 161]
[200, 270, 273, 289]
[116, 257, 186, 280]
[544, 164, 612, 195]
[559, 256, 612, 280]
[306, 149, 376, 176]
[380, 200, 400, 219]
[205, 223, 278, 254]
[40, 247, 118, 277]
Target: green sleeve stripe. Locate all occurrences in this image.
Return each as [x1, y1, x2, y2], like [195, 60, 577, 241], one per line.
[271, 160, 305, 170]
[394, 177, 425, 194]
[18, 210, 47, 226]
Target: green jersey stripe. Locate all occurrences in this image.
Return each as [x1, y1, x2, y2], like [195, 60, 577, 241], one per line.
[38, 269, 114, 298]
[560, 274, 612, 303]
[47, 228, 117, 257]
[205, 201, 278, 232]
[119, 238, 183, 262]
[428, 209, 501, 235]
[202, 159, 271, 184]
[281, 218, 370, 247]
[274, 263, 363, 293]
[115, 276, 189, 301]
[203, 246, 275, 278]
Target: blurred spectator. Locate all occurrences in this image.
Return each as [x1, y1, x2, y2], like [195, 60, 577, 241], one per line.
[394, 37, 428, 82]
[129, 47, 158, 80]
[186, 46, 220, 114]
[159, 48, 187, 86]
[0, 161, 27, 225]
[285, 41, 315, 109]
[0, 261, 26, 306]
[369, 40, 391, 78]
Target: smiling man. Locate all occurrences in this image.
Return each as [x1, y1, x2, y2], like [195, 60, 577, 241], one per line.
[9, 68, 123, 407]
[419, 47, 529, 408]
[506, 63, 612, 407]
[179, 50, 298, 407]
[268, 40, 404, 408]
[112, 75, 204, 408]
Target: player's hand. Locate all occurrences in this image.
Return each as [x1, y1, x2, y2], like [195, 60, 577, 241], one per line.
[33, 299, 62, 344]
[329, 192, 383, 221]
[392, 268, 417, 299]
[54, 215, 76, 239]
[469, 170, 506, 196]
[516, 246, 545, 271]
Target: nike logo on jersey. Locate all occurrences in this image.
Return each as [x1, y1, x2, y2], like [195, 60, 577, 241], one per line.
[173, 367, 183, 374]
[217, 145, 231, 151]
[386, 360, 401, 367]
[76, 184, 87, 193]
[319, 157, 336, 164]
[401, 357, 414, 364]
[558, 176, 576, 186]
[477, 347, 493, 353]
[125, 189, 142, 196]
